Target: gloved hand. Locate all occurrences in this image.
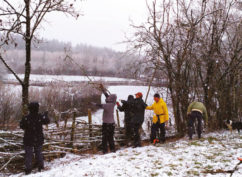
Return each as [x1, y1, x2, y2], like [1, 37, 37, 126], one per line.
[205, 122, 208, 128]
[99, 84, 105, 90]
[165, 121, 169, 126]
[116, 102, 120, 106]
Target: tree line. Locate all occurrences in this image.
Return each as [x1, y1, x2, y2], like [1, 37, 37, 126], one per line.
[0, 0, 137, 116]
[1, 36, 136, 77]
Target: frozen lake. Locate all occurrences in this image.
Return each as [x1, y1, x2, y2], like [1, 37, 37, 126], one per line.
[4, 74, 136, 83]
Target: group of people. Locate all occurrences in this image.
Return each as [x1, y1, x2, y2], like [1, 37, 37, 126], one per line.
[94, 85, 170, 154]
[19, 84, 208, 175]
[94, 85, 208, 154]
[117, 93, 169, 146]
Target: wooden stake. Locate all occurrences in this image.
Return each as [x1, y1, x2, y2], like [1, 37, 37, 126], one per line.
[116, 109, 120, 127]
[70, 111, 76, 148]
[148, 121, 150, 131]
[88, 109, 92, 137]
[145, 66, 158, 103]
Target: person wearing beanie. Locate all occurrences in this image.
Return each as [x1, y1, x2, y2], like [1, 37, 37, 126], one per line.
[146, 93, 169, 144]
[20, 102, 50, 175]
[131, 92, 147, 147]
[117, 95, 135, 146]
[93, 84, 117, 154]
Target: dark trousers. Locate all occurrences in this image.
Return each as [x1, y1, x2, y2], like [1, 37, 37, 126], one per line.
[150, 122, 166, 143]
[24, 145, 44, 172]
[132, 123, 142, 147]
[102, 123, 115, 153]
[124, 120, 133, 144]
[188, 111, 202, 139]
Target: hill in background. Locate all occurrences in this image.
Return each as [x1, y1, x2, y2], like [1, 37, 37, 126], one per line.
[1, 36, 138, 78]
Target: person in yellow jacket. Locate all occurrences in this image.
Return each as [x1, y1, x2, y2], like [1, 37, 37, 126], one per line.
[146, 93, 169, 143]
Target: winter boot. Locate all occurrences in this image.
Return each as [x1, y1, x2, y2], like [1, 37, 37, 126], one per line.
[25, 169, 31, 175]
[153, 139, 159, 145]
[38, 166, 44, 172]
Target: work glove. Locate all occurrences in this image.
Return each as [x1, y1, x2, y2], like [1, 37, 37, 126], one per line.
[165, 121, 169, 126]
[99, 84, 106, 91]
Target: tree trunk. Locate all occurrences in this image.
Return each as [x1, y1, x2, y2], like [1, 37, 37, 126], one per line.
[22, 0, 31, 115]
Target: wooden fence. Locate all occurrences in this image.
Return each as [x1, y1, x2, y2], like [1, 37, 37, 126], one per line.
[0, 109, 125, 174]
[0, 108, 178, 175]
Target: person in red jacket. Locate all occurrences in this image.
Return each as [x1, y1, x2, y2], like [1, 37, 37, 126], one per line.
[132, 92, 147, 148]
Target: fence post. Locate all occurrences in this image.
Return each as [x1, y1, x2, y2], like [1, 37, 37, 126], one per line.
[70, 111, 76, 148]
[88, 109, 92, 137]
[54, 113, 59, 128]
[148, 121, 150, 131]
[88, 109, 96, 151]
[116, 109, 120, 127]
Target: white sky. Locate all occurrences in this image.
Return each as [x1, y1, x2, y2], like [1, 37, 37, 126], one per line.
[40, 0, 148, 51]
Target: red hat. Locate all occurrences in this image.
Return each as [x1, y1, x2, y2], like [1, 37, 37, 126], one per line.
[135, 92, 143, 98]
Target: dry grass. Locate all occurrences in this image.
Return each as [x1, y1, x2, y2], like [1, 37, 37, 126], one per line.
[0, 82, 101, 129]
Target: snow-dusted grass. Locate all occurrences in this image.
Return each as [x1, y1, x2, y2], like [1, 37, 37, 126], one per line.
[11, 131, 242, 177]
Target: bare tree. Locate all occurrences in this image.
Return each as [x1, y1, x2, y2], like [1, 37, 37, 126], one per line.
[129, 0, 241, 133]
[190, 0, 242, 128]
[0, 0, 81, 115]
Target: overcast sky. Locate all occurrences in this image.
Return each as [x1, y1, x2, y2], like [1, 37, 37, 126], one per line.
[41, 0, 148, 51]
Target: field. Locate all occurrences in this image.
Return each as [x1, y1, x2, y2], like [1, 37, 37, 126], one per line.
[1, 75, 241, 177]
[10, 131, 242, 177]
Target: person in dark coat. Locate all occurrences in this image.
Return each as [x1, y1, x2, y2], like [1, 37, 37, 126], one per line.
[20, 102, 50, 175]
[117, 95, 134, 145]
[93, 85, 117, 154]
[131, 92, 147, 148]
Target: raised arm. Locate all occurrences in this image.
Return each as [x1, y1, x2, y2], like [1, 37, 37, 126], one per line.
[99, 84, 109, 98]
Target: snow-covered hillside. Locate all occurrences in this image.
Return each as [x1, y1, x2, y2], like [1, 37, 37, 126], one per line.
[11, 131, 242, 177]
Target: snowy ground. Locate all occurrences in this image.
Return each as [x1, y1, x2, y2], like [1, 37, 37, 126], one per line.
[11, 131, 242, 177]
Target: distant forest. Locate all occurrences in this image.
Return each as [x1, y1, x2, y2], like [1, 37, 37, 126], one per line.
[1, 36, 138, 78]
